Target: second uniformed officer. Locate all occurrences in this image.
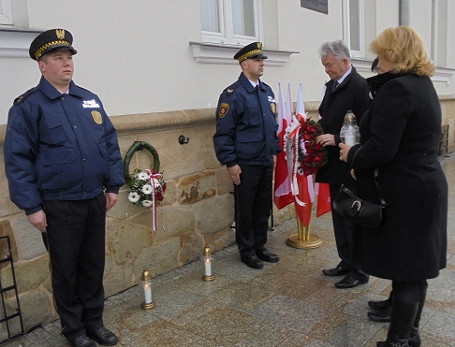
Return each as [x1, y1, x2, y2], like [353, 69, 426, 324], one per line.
[213, 42, 281, 269]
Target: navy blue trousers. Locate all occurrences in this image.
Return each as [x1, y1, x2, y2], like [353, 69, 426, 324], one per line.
[234, 164, 273, 256]
[43, 193, 106, 340]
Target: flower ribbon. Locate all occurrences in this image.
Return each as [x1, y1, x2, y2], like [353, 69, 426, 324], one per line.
[146, 169, 164, 231]
[287, 113, 307, 196]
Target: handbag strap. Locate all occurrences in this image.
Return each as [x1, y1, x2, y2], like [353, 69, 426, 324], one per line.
[341, 150, 387, 207]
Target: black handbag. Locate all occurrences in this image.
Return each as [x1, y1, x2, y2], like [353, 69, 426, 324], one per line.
[332, 152, 387, 228]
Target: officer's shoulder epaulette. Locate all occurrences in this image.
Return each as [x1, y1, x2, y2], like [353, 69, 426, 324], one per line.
[13, 87, 39, 105]
[224, 81, 240, 95]
[75, 85, 95, 96]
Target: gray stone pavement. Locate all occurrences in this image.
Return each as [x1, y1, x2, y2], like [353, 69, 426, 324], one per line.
[2, 154, 455, 347]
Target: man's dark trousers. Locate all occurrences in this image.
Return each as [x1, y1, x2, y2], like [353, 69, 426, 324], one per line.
[234, 163, 273, 256]
[329, 182, 368, 280]
[44, 193, 106, 340]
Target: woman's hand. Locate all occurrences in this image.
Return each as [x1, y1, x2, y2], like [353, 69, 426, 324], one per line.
[339, 143, 356, 179]
[339, 143, 352, 162]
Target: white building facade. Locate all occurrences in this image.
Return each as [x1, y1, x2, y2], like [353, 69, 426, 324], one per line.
[0, 0, 454, 124]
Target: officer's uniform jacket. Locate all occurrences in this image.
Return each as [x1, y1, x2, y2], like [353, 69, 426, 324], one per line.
[4, 77, 125, 215]
[213, 73, 281, 167]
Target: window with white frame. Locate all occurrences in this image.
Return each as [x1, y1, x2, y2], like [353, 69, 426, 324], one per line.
[200, 0, 262, 46]
[342, 0, 365, 59]
[0, 0, 13, 25]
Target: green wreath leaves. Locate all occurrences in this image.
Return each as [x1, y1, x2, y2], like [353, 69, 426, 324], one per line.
[123, 141, 160, 186]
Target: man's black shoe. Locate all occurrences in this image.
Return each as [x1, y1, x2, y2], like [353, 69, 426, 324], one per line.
[334, 275, 368, 289]
[241, 254, 264, 269]
[86, 327, 118, 346]
[322, 266, 348, 277]
[68, 335, 96, 347]
[256, 248, 280, 263]
[368, 298, 391, 311]
[368, 309, 391, 323]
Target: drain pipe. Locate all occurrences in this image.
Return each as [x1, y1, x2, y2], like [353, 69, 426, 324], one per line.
[399, 0, 410, 26]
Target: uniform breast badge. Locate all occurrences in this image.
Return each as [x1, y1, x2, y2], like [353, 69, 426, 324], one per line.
[91, 111, 103, 124]
[271, 103, 276, 114]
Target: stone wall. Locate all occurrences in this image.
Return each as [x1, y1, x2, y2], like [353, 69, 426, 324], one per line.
[0, 96, 454, 338]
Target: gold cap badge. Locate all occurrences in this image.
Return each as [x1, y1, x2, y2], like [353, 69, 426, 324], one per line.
[56, 29, 65, 40]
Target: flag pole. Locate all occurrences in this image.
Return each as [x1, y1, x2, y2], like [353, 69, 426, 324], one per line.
[286, 204, 323, 249]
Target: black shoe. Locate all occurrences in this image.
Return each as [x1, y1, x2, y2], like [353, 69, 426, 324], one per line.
[241, 254, 264, 269]
[86, 327, 118, 346]
[368, 309, 392, 323]
[334, 275, 368, 289]
[322, 265, 348, 277]
[377, 338, 409, 347]
[369, 298, 392, 311]
[256, 248, 280, 263]
[409, 327, 421, 347]
[68, 335, 96, 347]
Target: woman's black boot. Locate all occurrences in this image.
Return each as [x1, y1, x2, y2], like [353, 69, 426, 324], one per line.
[406, 281, 427, 347]
[377, 339, 409, 347]
[408, 327, 421, 347]
[376, 300, 418, 347]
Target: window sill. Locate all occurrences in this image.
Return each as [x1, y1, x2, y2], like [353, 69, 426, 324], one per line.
[189, 41, 298, 66]
[353, 58, 454, 87]
[0, 28, 41, 58]
[432, 66, 454, 87]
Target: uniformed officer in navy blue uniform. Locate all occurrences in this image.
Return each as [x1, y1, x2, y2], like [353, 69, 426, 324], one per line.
[4, 29, 124, 347]
[213, 42, 281, 269]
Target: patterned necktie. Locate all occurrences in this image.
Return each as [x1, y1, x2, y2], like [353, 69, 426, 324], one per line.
[332, 80, 339, 92]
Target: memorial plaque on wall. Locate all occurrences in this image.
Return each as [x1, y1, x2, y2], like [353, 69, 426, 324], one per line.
[300, 0, 328, 14]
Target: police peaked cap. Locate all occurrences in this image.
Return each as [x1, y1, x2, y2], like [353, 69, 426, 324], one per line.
[233, 42, 268, 63]
[29, 28, 78, 61]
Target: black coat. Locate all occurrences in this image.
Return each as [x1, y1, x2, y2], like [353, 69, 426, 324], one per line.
[316, 66, 371, 185]
[348, 72, 448, 281]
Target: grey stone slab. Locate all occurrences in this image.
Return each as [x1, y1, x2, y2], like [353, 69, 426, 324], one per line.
[212, 253, 266, 283]
[328, 317, 382, 347]
[147, 287, 205, 321]
[422, 309, 455, 342]
[166, 268, 237, 296]
[249, 294, 330, 333]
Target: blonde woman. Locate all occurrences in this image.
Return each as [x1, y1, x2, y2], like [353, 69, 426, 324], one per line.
[339, 26, 448, 347]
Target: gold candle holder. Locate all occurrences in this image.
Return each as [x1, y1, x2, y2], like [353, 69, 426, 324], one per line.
[202, 246, 215, 282]
[140, 268, 156, 309]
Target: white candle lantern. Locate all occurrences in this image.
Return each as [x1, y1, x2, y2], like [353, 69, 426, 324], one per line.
[140, 268, 155, 309]
[202, 246, 215, 282]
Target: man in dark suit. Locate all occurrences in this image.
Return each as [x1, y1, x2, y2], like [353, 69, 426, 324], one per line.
[315, 40, 371, 288]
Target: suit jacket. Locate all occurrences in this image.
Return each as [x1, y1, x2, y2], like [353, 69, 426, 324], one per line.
[315, 66, 370, 185]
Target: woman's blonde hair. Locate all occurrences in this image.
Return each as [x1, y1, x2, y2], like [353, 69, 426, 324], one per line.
[370, 25, 435, 76]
